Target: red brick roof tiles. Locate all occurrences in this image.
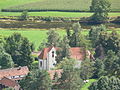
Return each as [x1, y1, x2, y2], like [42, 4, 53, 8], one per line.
[0, 66, 29, 80]
[0, 77, 19, 88]
[38, 47, 86, 60]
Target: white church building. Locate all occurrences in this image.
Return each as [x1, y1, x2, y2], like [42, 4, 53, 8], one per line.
[38, 47, 93, 70]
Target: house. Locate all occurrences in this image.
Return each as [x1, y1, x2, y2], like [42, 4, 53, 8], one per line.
[0, 77, 20, 90]
[38, 47, 93, 70]
[0, 66, 29, 81]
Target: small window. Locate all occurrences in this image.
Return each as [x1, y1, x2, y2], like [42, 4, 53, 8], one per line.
[40, 61, 42, 67]
[52, 51, 54, 57]
[12, 76, 15, 78]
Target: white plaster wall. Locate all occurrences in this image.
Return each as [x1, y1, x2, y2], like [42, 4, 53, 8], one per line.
[47, 47, 57, 70]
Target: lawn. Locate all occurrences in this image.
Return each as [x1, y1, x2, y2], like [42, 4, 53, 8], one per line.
[0, 29, 66, 50]
[0, 0, 42, 10]
[0, 12, 120, 17]
[2, 0, 120, 12]
[81, 79, 97, 90]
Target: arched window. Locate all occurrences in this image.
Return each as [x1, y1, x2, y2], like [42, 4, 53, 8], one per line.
[40, 61, 42, 67]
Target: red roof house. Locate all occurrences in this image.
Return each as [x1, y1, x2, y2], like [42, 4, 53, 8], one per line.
[0, 66, 29, 80]
[0, 77, 20, 90]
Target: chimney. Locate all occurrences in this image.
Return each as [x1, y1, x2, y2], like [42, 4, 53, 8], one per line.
[17, 66, 21, 70]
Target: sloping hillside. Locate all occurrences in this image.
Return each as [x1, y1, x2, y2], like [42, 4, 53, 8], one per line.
[1, 0, 120, 12]
[0, 0, 42, 10]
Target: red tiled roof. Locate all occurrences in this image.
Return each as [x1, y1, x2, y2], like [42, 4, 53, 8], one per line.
[38, 47, 86, 60]
[38, 46, 59, 60]
[0, 77, 19, 88]
[48, 69, 63, 80]
[0, 66, 29, 80]
[70, 47, 86, 60]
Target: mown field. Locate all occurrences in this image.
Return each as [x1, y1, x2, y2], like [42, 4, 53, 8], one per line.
[1, 0, 120, 12]
[0, 29, 66, 50]
[0, 0, 42, 10]
[0, 12, 120, 17]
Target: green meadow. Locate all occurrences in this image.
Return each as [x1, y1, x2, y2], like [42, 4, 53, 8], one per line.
[1, 0, 120, 12]
[0, 0, 42, 10]
[0, 29, 66, 50]
[0, 12, 120, 18]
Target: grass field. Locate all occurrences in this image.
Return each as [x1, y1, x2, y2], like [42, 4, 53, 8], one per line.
[0, 12, 120, 17]
[81, 79, 97, 90]
[0, 0, 42, 10]
[0, 29, 66, 50]
[1, 0, 120, 12]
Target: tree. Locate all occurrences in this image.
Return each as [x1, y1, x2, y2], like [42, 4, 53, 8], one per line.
[112, 51, 120, 78]
[55, 58, 83, 90]
[95, 31, 120, 56]
[89, 76, 120, 90]
[104, 50, 119, 77]
[94, 44, 105, 59]
[20, 70, 52, 90]
[0, 45, 14, 69]
[94, 50, 120, 78]
[38, 39, 47, 50]
[89, 24, 106, 47]
[56, 36, 71, 63]
[90, 0, 111, 22]
[69, 22, 82, 47]
[56, 58, 76, 70]
[57, 68, 83, 90]
[69, 22, 90, 48]
[80, 59, 94, 80]
[46, 30, 61, 47]
[5, 33, 34, 67]
[19, 11, 28, 21]
[93, 59, 105, 78]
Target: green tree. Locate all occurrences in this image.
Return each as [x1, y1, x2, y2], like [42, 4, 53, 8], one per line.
[19, 11, 28, 21]
[93, 59, 105, 78]
[80, 59, 94, 80]
[95, 31, 120, 56]
[20, 70, 52, 90]
[89, 76, 120, 90]
[0, 45, 14, 69]
[69, 22, 82, 47]
[55, 58, 83, 90]
[5, 33, 34, 67]
[90, 0, 111, 22]
[57, 58, 76, 69]
[104, 50, 119, 77]
[38, 39, 47, 50]
[57, 68, 83, 90]
[69, 22, 90, 48]
[46, 30, 61, 47]
[89, 25, 106, 47]
[56, 36, 71, 63]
